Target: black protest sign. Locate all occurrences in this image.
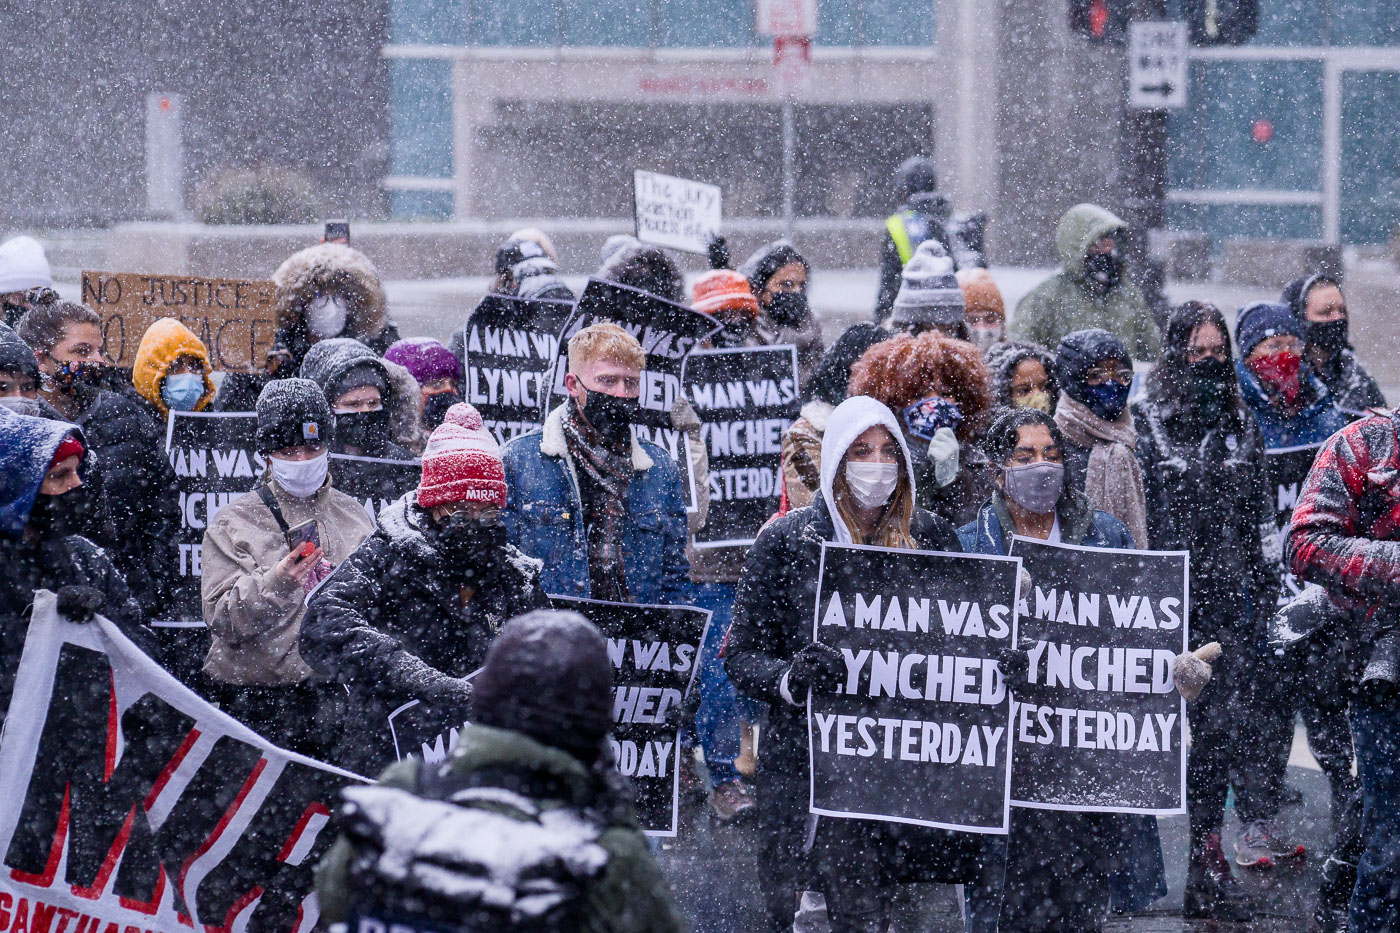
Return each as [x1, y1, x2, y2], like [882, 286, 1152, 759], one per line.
[543, 278, 722, 429]
[550, 596, 710, 837]
[462, 294, 575, 444]
[1007, 536, 1187, 814]
[330, 453, 420, 524]
[1266, 444, 1324, 607]
[684, 345, 800, 547]
[162, 412, 261, 681]
[808, 544, 1018, 833]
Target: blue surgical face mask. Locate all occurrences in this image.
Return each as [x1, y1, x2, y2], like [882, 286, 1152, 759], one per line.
[162, 372, 206, 411]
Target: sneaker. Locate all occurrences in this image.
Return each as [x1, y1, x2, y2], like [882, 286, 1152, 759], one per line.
[1234, 819, 1307, 868]
[709, 779, 756, 822]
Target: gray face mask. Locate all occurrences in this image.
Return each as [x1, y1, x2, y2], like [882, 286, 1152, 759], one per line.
[1001, 461, 1064, 515]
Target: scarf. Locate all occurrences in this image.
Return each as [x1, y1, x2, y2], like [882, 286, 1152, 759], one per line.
[562, 402, 634, 602]
[1055, 393, 1149, 550]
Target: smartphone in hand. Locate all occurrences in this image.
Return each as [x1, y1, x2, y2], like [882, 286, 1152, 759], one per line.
[285, 519, 321, 555]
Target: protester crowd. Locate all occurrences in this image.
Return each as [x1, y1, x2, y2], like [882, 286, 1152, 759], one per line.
[1, 159, 1397, 933]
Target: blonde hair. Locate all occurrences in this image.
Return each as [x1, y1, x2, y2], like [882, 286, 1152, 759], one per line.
[568, 322, 645, 374]
[833, 449, 916, 549]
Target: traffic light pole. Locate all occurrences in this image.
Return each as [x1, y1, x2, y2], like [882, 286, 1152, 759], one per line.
[1122, 0, 1170, 325]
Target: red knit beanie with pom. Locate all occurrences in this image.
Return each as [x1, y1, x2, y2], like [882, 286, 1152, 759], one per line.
[416, 403, 508, 508]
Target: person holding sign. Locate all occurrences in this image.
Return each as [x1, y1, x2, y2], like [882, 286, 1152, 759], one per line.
[200, 378, 374, 757]
[1132, 301, 1279, 921]
[17, 290, 180, 620]
[726, 396, 1002, 932]
[301, 402, 550, 774]
[502, 323, 691, 605]
[957, 406, 1168, 929]
[0, 408, 156, 717]
[130, 317, 217, 422]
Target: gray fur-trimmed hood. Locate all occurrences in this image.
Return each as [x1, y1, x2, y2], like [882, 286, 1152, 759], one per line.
[273, 243, 389, 341]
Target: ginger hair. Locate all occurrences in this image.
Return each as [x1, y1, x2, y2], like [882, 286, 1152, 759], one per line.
[568, 321, 645, 374]
[847, 333, 993, 442]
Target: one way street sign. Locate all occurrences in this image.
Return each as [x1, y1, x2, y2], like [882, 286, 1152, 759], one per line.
[1129, 21, 1188, 110]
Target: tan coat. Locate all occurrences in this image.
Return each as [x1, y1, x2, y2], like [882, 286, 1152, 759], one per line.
[780, 400, 831, 511]
[201, 474, 374, 686]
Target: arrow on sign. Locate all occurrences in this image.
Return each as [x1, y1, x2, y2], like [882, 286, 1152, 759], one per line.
[1139, 82, 1174, 96]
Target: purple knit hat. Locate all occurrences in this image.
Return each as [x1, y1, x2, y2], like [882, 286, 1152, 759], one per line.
[385, 337, 462, 385]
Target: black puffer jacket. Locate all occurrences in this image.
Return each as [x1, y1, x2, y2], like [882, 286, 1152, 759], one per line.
[73, 388, 180, 618]
[300, 494, 551, 770]
[0, 534, 150, 717]
[1132, 395, 1279, 643]
[726, 499, 960, 774]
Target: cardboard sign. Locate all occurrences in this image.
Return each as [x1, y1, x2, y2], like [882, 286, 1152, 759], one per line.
[0, 591, 365, 933]
[1008, 537, 1188, 815]
[462, 294, 575, 445]
[809, 544, 1019, 833]
[83, 270, 277, 371]
[550, 596, 710, 838]
[633, 171, 723, 255]
[684, 345, 800, 548]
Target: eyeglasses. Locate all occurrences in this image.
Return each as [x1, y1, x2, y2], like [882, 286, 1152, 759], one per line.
[441, 504, 504, 525]
[1083, 367, 1133, 386]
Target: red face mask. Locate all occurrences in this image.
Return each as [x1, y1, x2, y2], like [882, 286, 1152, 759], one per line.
[1247, 350, 1302, 404]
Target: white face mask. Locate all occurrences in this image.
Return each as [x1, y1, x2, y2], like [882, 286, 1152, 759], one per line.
[271, 451, 329, 498]
[970, 325, 1003, 353]
[845, 461, 900, 509]
[304, 294, 348, 339]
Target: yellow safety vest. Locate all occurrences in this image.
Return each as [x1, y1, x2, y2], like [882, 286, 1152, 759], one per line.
[886, 211, 935, 265]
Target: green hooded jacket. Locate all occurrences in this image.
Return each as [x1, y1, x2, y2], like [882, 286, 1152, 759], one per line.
[1011, 204, 1159, 361]
[315, 724, 688, 933]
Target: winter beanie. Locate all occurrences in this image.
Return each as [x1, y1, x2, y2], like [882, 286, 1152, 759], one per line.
[385, 337, 463, 386]
[471, 609, 614, 761]
[255, 378, 335, 454]
[956, 268, 1005, 319]
[416, 403, 507, 508]
[891, 240, 965, 327]
[1235, 301, 1302, 359]
[0, 322, 39, 381]
[691, 269, 760, 318]
[329, 362, 387, 402]
[0, 236, 52, 294]
[51, 434, 84, 467]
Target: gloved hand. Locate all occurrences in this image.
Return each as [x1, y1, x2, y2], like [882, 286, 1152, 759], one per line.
[787, 642, 845, 697]
[706, 234, 731, 270]
[995, 645, 1029, 683]
[56, 585, 104, 623]
[1173, 642, 1222, 701]
[928, 427, 960, 488]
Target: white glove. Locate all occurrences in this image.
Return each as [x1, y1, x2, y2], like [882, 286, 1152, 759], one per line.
[1172, 642, 1222, 701]
[928, 427, 960, 488]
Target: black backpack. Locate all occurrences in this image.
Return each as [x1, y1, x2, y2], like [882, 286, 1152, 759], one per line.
[337, 758, 612, 933]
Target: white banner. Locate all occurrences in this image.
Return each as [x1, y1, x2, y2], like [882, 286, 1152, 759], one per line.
[0, 591, 366, 933]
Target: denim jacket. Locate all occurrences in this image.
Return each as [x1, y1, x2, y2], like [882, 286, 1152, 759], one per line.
[501, 404, 692, 605]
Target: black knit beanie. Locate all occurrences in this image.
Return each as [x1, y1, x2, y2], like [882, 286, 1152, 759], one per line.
[472, 610, 614, 762]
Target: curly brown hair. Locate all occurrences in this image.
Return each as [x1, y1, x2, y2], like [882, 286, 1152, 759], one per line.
[847, 332, 993, 442]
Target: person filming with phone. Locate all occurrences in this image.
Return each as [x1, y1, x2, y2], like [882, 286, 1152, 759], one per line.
[201, 378, 374, 757]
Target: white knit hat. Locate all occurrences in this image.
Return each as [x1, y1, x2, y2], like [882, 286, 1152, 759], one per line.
[891, 239, 965, 327]
[416, 403, 508, 508]
[0, 236, 52, 294]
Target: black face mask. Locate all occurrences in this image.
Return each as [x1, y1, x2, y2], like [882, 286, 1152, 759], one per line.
[1304, 318, 1349, 353]
[27, 482, 100, 540]
[767, 291, 809, 328]
[433, 512, 508, 583]
[335, 407, 391, 453]
[1187, 358, 1231, 421]
[1083, 250, 1124, 290]
[422, 391, 462, 431]
[580, 391, 639, 449]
